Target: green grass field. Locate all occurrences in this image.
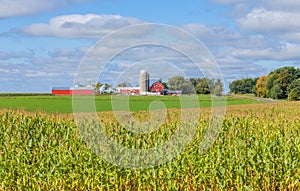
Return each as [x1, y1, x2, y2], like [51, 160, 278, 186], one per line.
[0, 94, 259, 114]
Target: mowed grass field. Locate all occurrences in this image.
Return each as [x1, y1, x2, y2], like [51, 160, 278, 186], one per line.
[0, 94, 259, 114]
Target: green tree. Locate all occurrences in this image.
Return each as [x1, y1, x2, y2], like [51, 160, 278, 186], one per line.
[265, 66, 300, 99]
[288, 79, 300, 101]
[158, 78, 169, 89]
[229, 78, 258, 94]
[269, 84, 283, 99]
[214, 79, 224, 96]
[194, 78, 210, 94]
[288, 90, 299, 101]
[168, 76, 185, 90]
[162, 82, 169, 89]
[183, 81, 194, 94]
[189, 78, 201, 87]
[167, 76, 193, 94]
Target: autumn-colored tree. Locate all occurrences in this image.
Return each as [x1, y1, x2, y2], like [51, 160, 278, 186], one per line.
[255, 76, 267, 98]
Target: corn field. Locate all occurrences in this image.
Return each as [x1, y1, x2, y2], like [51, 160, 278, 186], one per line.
[1, 102, 300, 190]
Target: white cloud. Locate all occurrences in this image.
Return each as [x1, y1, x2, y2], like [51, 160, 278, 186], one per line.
[216, 56, 266, 77]
[0, 0, 92, 18]
[182, 23, 278, 50]
[262, 0, 300, 9]
[182, 23, 242, 44]
[182, 22, 300, 79]
[220, 42, 300, 61]
[21, 14, 142, 38]
[211, 0, 300, 9]
[0, 47, 88, 92]
[278, 33, 300, 43]
[0, 0, 54, 18]
[0, 50, 34, 60]
[238, 8, 300, 33]
[237, 8, 300, 42]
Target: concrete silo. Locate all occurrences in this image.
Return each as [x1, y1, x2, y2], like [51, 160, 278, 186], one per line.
[139, 70, 149, 94]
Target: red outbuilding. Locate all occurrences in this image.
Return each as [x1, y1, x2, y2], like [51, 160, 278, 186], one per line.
[52, 87, 94, 95]
[150, 82, 164, 93]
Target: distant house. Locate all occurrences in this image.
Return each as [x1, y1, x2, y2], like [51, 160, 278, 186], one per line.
[99, 85, 106, 94]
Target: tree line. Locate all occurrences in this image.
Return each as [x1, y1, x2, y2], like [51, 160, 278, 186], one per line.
[159, 76, 224, 95]
[229, 66, 300, 101]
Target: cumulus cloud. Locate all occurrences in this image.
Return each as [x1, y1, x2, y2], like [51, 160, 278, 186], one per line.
[211, 0, 300, 9]
[0, 0, 54, 18]
[0, 0, 92, 18]
[216, 56, 266, 77]
[237, 8, 300, 42]
[238, 8, 300, 33]
[262, 0, 300, 9]
[182, 23, 279, 50]
[0, 50, 34, 60]
[182, 23, 242, 44]
[182, 21, 300, 79]
[0, 47, 88, 92]
[20, 14, 143, 38]
[219, 42, 300, 62]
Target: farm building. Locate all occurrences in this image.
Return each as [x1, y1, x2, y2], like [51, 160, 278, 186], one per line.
[150, 82, 164, 93]
[52, 87, 94, 95]
[115, 87, 140, 95]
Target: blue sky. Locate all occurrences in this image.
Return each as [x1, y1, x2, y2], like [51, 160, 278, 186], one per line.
[1, 0, 300, 92]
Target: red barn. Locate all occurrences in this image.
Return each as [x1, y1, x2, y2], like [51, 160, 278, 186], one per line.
[150, 82, 164, 93]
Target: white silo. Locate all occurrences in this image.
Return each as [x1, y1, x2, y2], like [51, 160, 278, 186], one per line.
[139, 70, 149, 94]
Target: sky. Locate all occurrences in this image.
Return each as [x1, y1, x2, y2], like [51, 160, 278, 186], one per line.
[1, 0, 300, 92]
